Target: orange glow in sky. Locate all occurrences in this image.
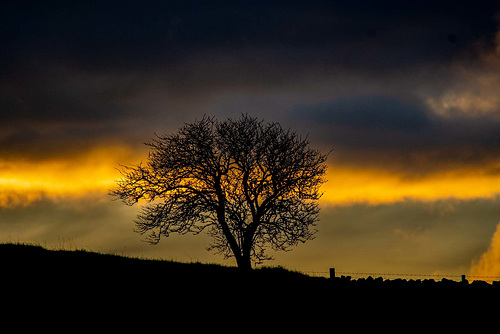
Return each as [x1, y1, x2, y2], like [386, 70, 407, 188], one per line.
[0, 146, 137, 207]
[321, 165, 500, 205]
[2, 148, 500, 208]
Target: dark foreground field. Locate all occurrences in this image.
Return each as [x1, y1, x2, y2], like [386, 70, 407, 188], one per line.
[2, 243, 498, 292]
[1, 243, 498, 326]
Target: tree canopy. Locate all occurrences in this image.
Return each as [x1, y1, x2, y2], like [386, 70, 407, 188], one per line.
[110, 115, 328, 269]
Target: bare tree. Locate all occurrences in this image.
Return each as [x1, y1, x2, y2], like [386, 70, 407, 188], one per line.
[110, 115, 328, 270]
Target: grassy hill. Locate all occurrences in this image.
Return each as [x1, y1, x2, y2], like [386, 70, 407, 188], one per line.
[5, 243, 496, 333]
[0, 243, 318, 289]
[2, 242, 500, 326]
[2, 242, 498, 304]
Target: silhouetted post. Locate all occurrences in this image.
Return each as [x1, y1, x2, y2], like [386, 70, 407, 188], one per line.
[461, 275, 468, 284]
[330, 268, 335, 279]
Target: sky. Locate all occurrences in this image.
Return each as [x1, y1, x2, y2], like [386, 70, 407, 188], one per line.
[2, 0, 500, 278]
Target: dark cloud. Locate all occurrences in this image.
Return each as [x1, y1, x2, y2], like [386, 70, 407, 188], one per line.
[292, 95, 431, 131]
[3, 1, 497, 68]
[2, 0, 498, 84]
[1, 1, 499, 165]
[289, 95, 500, 176]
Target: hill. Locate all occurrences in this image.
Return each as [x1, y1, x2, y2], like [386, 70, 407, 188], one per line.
[1, 243, 499, 306]
[2, 243, 499, 288]
[2, 243, 499, 328]
[0, 243, 318, 292]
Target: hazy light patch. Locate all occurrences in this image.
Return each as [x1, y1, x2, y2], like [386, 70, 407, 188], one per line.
[470, 221, 500, 280]
[427, 92, 500, 118]
[426, 29, 500, 119]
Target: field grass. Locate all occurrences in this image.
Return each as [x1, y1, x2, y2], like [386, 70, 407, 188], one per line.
[2, 241, 499, 326]
[2, 242, 498, 303]
[0, 242, 318, 288]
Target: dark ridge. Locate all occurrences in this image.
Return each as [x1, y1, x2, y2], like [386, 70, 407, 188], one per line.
[1, 243, 498, 311]
[2, 243, 499, 288]
[0, 243, 315, 290]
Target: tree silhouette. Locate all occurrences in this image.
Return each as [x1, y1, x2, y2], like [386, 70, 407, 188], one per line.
[110, 115, 328, 270]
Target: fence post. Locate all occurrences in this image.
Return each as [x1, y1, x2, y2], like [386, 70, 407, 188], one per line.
[330, 268, 335, 279]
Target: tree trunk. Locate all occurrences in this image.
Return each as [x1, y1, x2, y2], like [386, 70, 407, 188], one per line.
[237, 235, 254, 271]
[236, 253, 252, 271]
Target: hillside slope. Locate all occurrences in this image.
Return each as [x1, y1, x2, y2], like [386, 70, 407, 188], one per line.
[0, 243, 316, 289]
[1, 243, 498, 303]
[1, 243, 499, 326]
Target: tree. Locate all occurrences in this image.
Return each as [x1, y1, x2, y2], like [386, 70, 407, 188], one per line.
[110, 115, 329, 270]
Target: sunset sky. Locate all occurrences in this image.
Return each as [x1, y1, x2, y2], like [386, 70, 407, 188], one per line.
[2, 1, 500, 278]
